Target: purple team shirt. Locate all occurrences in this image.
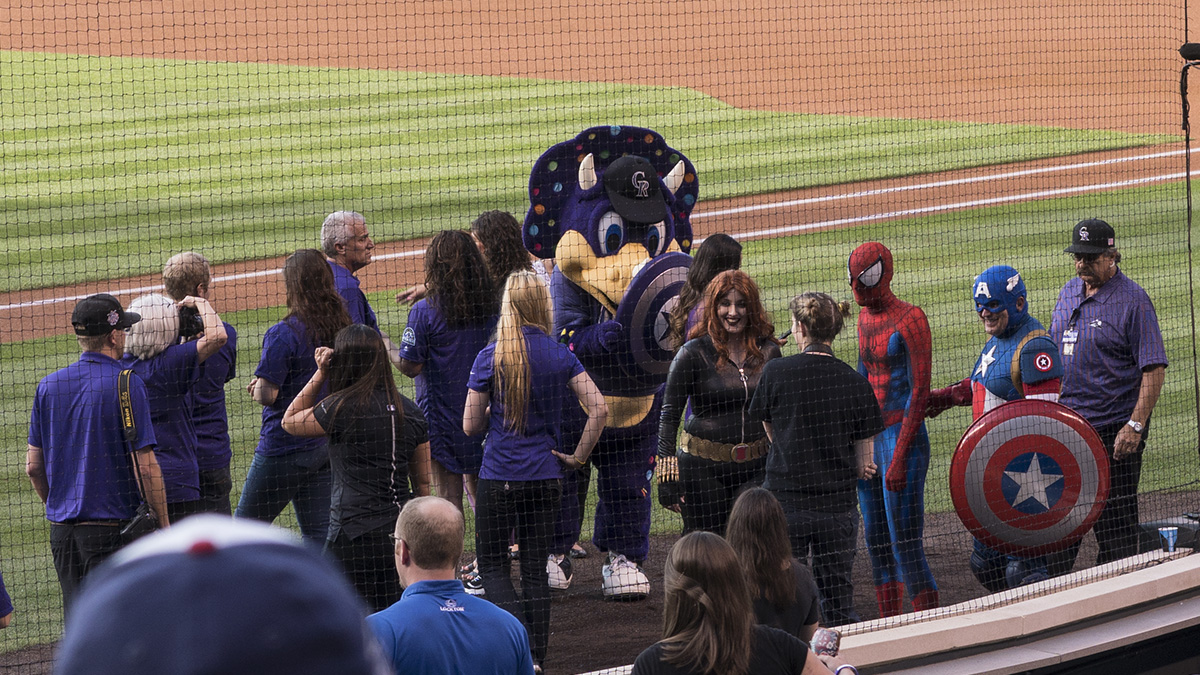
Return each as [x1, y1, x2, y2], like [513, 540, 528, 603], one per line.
[329, 260, 379, 332]
[121, 342, 201, 503]
[254, 317, 328, 457]
[29, 352, 158, 522]
[1050, 269, 1168, 429]
[468, 326, 586, 482]
[399, 299, 497, 475]
[189, 322, 237, 472]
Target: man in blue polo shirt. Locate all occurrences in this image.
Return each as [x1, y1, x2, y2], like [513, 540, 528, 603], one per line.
[367, 496, 535, 675]
[1051, 218, 1167, 564]
[322, 210, 380, 331]
[27, 294, 170, 614]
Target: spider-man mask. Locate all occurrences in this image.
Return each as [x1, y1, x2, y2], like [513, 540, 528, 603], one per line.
[848, 241, 895, 309]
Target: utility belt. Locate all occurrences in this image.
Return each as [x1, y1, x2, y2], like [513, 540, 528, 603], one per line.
[679, 431, 768, 463]
[51, 519, 123, 527]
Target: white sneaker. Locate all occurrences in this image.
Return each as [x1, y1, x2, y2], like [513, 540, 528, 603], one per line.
[601, 553, 649, 600]
[460, 559, 485, 597]
[547, 554, 573, 590]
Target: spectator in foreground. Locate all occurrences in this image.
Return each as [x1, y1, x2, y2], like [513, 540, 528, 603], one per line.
[726, 487, 822, 642]
[1051, 218, 1167, 564]
[28, 294, 169, 614]
[163, 251, 238, 515]
[55, 515, 390, 675]
[367, 496, 535, 675]
[631, 531, 850, 675]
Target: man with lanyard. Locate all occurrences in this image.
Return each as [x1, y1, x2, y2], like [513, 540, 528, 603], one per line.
[27, 294, 169, 614]
[1050, 218, 1167, 565]
[927, 265, 1063, 590]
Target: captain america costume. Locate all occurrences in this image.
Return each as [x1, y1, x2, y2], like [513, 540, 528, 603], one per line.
[928, 265, 1063, 591]
[848, 242, 939, 617]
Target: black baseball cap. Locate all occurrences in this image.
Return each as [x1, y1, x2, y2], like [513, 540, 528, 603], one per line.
[602, 155, 668, 225]
[1064, 218, 1116, 255]
[71, 294, 141, 336]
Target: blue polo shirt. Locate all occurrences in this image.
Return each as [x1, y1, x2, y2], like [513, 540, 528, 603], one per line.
[329, 260, 379, 332]
[189, 322, 237, 472]
[121, 342, 202, 503]
[399, 299, 497, 474]
[1050, 269, 1168, 428]
[366, 579, 534, 675]
[467, 327, 585, 481]
[254, 317, 328, 457]
[29, 352, 157, 522]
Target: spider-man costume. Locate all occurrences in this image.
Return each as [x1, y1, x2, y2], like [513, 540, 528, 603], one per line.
[849, 242, 938, 617]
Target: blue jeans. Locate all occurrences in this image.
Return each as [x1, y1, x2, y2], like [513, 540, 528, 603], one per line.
[234, 448, 332, 544]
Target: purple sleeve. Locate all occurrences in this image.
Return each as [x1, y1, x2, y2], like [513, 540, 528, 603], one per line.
[467, 346, 495, 393]
[255, 322, 296, 386]
[398, 302, 430, 364]
[28, 382, 44, 448]
[0, 568, 11, 619]
[1131, 293, 1168, 370]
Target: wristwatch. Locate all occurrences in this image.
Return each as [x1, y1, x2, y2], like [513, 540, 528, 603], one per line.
[1126, 419, 1144, 434]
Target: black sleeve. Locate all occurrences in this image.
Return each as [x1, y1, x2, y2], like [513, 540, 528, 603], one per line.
[399, 395, 429, 452]
[747, 361, 775, 423]
[657, 341, 702, 458]
[794, 562, 822, 628]
[850, 375, 886, 441]
[313, 396, 337, 438]
[631, 643, 674, 675]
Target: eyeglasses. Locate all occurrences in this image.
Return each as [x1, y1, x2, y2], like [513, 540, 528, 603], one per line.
[1072, 253, 1101, 264]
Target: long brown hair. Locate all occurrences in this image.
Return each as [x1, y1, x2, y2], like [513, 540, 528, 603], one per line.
[692, 270, 779, 369]
[470, 210, 534, 288]
[324, 324, 404, 430]
[284, 249, 352, 348]
[725, 487, 798, 612]
[424, 230, 496, 327]
[493, 270, 553, 434]
[660, 532, 754, 675]
[668, 234, 742, 350]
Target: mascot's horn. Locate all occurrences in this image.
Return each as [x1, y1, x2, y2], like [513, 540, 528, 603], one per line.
[578, 153, 598, 191]
[664, 160, 685, 195]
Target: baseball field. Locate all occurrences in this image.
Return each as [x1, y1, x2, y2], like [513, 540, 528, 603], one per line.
[2, 0, 1199, 671]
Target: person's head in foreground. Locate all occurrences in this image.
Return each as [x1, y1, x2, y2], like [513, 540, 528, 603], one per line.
[393, 495, 465, 584]
[55, 516, 389, 675]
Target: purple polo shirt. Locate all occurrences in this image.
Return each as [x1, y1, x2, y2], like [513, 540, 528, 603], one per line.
[399, 299, 497, 475]
[121, 342, 202, 503]
[467, 326, 585, 481]
[254, 317, 328, 457]
[329, 260, 379, 332]
[29, 352, 158, 522]
[188, 322, 237, 471]
[1050, 269, 1168, 428]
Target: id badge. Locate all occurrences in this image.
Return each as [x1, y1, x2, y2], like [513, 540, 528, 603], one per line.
[1062, 329, 1078, 356]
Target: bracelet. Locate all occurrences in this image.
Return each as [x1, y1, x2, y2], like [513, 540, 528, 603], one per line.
[835, 666, 858, 675]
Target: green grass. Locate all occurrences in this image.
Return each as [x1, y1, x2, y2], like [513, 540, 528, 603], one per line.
[1, 49, 1172, 292]
[3, 181, 1197, 652]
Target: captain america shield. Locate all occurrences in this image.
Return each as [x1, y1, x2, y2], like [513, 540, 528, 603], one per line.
[950, 399, 1109, 556]
[614, 251, 691, 389]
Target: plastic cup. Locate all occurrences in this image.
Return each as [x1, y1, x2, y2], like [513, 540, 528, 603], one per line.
[1160, 526, 1180, 553]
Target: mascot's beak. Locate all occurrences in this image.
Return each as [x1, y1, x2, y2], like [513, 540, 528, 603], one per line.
[557, 231, 653, 315]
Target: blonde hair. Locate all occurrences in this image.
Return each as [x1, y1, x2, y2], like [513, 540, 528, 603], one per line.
[162, 252, 211, 301]
[789, 292, 852, 343]
[494, 270, 553, 433]
[124, 294, 179, 360]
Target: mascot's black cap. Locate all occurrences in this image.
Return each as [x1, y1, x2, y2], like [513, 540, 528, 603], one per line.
[603, 155, 668, 225]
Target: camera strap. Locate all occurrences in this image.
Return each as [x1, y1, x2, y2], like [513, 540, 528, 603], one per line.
[118, 369, 149, 504]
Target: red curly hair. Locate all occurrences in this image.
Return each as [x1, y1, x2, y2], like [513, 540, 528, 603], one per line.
[690, 270, 780, 369]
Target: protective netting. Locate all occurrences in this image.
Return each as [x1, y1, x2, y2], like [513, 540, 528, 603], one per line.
[2, 0, 1199, 672]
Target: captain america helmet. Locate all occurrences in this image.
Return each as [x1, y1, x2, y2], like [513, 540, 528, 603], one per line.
[972, 265, 1027, 322]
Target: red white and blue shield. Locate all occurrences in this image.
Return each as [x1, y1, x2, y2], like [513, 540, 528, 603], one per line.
[614, 251, 691, 389]
[950, 399, 1109, 556]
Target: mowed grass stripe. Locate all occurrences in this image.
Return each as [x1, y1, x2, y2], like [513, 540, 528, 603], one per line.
[1, 50, 1171, 292]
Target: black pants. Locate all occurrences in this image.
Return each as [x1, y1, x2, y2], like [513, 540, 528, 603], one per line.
[198, 466, 234, 516]
[774, 494, 859, 626]
[326, 526, 402, 612]
[168, 499, 204, 524]
[1093, 422, 1146, 564]
[476, 478, 562, 667]
[50, 523, 124, 617]
[678, 452, 765, 535]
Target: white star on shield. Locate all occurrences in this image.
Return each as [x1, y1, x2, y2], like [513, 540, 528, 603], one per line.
[1004, 453, 1063, 510]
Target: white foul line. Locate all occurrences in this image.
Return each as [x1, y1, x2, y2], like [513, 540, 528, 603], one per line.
[0, 149, 1189, 312]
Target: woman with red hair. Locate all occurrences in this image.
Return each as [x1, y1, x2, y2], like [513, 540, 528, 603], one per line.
[656, 270, 782, 534]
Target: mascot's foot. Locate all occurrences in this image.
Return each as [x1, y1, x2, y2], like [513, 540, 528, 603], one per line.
[875, 581, 904, 618]
[911, 587, 940, 612]
[602, 553, 649, 601]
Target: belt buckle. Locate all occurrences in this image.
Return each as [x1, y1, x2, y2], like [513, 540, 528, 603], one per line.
[732, 443, 750, 462]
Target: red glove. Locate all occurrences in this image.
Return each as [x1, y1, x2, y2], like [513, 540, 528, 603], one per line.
[885, 462, 908, 493]
[926, 378, 972, 418]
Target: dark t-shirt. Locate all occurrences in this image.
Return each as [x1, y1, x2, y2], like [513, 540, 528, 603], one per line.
[752, 559, 822, 637]
[314, 390, 428, 540]
[748, 349, 885, 512]
[631, 625, 809, 675]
